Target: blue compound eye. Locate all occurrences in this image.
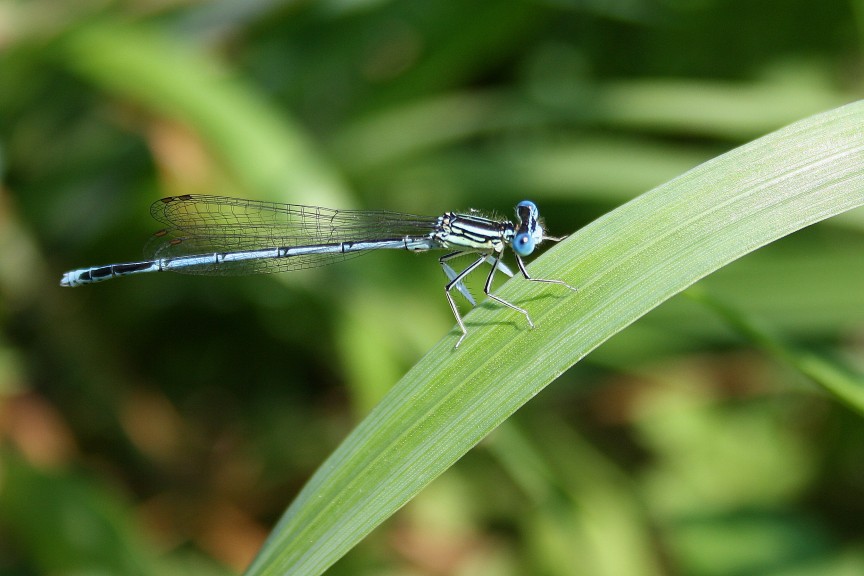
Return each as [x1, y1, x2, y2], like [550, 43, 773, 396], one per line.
[512, 232, 536, 256]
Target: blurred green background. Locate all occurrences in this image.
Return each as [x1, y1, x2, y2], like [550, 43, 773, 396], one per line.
[2, 1, 864, 574]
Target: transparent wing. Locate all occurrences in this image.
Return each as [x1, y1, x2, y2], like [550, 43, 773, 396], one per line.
[145, 195, 439, 276]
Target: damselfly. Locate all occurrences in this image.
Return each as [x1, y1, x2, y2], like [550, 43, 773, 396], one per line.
[61, 195, 576, 347]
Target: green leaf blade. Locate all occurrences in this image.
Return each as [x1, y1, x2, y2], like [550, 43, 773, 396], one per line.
[245, 102, 864, 576]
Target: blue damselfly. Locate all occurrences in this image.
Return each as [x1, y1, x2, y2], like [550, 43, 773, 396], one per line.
[61, 195, 575, 347]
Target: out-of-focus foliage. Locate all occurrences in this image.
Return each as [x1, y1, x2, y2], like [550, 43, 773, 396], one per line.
[0, 1, 862, 575]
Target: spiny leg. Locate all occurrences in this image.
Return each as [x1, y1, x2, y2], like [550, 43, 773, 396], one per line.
[484, 252, 535, 329]
[442, 253, 488, 348]
[440, 251, 476, 306]
[514, 253, 578, 292]
[440, 252, 514, 304]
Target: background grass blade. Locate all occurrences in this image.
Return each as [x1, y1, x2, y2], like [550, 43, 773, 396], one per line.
[244, 102, 864, 575]
[57, 20, 350, 208]
[686, 287, 864, 413]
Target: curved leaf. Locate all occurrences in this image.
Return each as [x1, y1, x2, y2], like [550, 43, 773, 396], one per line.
[246, 100, 864, 575]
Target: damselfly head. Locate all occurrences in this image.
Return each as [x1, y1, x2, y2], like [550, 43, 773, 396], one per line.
[512, 200, 544, 256]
